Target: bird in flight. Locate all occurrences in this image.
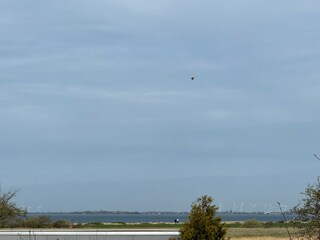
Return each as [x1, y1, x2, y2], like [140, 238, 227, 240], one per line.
[191, 76, 195, 80]
[313, 154, 320, 161]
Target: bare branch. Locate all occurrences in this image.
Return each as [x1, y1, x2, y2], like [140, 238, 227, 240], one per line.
[277, 201, 293, 240]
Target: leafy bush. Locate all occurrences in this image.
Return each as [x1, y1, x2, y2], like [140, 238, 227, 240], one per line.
[225, 222, 242, 228]
[292, 178, 320, 239]
[24, 216, 52, 228]
[241, 220, 263, 228]
[0, 190, 26, 227]
[263, 221, 274, 228]
[52, 220, 71, 228]
[180, 195, 228, 240]
[5, 217, 26, 228]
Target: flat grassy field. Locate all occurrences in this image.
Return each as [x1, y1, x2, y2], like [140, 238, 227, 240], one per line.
[233, 238, 289, 240]
[227, 227, 294, 238]
[75, 222, 296, 238]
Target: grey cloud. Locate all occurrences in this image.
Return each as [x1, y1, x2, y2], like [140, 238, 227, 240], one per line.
[1, 0, 320, 211]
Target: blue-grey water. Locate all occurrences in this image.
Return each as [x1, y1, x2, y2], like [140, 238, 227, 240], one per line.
[27, 213, 294, 223]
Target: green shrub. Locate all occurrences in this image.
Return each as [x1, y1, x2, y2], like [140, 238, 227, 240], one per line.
[53, 220, 71, 228]
[180, 195, 228, 240]
[24, 215, 52, 228]
[292, 179, 320, 239]
[0, 190, 26, 227]
[72, 223, 83, 228]
[263, 221, 274, 228]
[241, 220, 263, 228]
[5, 217, 25, 228]
[225, 222, 242, 228]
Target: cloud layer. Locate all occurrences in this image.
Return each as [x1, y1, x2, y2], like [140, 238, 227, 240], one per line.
[1, 0, 320, 211]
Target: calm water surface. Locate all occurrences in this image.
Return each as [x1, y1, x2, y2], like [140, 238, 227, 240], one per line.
[28, 213, 295, 223]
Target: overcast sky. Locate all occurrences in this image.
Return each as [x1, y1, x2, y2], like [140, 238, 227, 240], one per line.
[1, 0, 320, 212]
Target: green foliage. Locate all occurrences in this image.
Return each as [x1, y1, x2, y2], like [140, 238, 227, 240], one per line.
[24, 215, 52, 228]
[241, 220, 263, 228]
[224, 221, 295, 229]
[224, 222, 242, 228]
[4, 215, 74, 228]
[0, 190, 26, 227]
[226, 227, 295, 238]
[180, 195, 228, 240]
[52, 220, 72, 228]
[263, 221, 274, 228]
[5, 217, 26, 228]
[292, 178, 320, 239]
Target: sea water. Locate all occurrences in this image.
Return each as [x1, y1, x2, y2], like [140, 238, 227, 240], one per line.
[27, 212, 295, 223]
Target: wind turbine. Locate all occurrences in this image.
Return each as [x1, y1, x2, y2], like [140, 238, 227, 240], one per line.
[240, 203, 244, 213]
[233, 202, 237, 213]
[268, 203, 273, 213]
[218, 203, 222, 212]
[279, 204, 289, 212]
[264, 204, 269, 213]
[250, 204, 257, 213]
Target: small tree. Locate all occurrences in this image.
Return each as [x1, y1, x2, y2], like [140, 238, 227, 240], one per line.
[180, 195, 228, 240]
[0, 190, 26, 227]
[52, 220, 71, 228]
[24, 215, 52, 228]
[292, 178, 320, 240]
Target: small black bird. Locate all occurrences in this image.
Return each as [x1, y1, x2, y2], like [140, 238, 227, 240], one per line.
[314, 154, 320, 161]
[191, 76, 195, 80]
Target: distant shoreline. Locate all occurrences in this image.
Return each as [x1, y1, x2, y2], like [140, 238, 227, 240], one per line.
[25, 212, 294, 224]
[27, 211, 285, 215]
[28, 211, 188, 215]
